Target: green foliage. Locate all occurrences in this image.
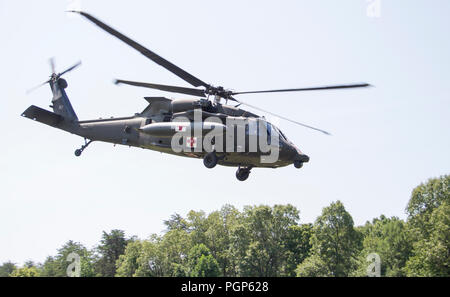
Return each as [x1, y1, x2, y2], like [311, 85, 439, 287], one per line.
[188, 244, 220, 277]
[354, 216, 412, 276]
[296, 254, 330, 277]
[404, 175, 450, 276]
[406, 175, 449, 239]
[115, 240, 143, 277]
[0, 261, 17, 277]
[193, 255, 220, 277]
[284, 224, 313, 276]
[95, 230, 129, 277]
[235, 204, 301, 277]
[164, 213, 189, 231]
[406, 175, 449, 218]
[10, 266, 40, 277]
[297, 201, 361, 277]
[405, 202, 450, 276]
[199, 205, 241, 276]
[40, 240, 94, 277]
[133, 237, 164, 277]
[5, 175, 450, 277]
[130, 230, 191, 277]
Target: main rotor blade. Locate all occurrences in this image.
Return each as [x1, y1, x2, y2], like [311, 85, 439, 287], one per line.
[59, 61, 82, 77]
[231, 97, 331, 135]
[115, 79, 206, 97]
[70, 11, 210, 88]
[232, 83, 371, 96]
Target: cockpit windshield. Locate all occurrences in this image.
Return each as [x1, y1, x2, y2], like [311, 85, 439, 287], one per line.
[272, 124, 288, 141]
[258, 119, 289, 142]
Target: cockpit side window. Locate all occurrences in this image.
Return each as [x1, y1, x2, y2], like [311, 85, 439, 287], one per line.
[271, 124, 287, 141]
[278, 129, 287, 141]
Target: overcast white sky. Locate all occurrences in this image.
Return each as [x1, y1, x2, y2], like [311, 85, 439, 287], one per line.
[1, 0, 449, 265]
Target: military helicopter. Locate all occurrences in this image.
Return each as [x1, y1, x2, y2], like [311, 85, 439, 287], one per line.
[22, 11, 370, 181]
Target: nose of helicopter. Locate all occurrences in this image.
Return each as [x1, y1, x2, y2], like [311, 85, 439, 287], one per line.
[292, 152, 309, 169]
[279, 141, 310, 167]
[295, 153, 310, 163]
[287, 143, 309, 168]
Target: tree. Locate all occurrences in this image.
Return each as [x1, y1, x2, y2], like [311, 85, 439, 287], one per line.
[354, 216, 412, 276]
[187, 244, 220, 277]
[406, 175, 449, 239]
[0, 261, 17, 277]
[193, 255, 220, 277]
[284, 224, 313, 276]
[405, 202, 450, 276]
[40, 256, 60, 277]
[115, 240, 143, 277]
[201, 205, 242, 276]
[164, 213, 189, 231]
[297, 201, 361, 277]
[296, 254, 329, 277]
[95, 230, 130, 277]
[404, 175, 450, 276]
[186, 210, 208, 245]
[10, 266, 40, 277]
[40, 241, 94, 277]
[236, 204, 301, 276]
[133, 230, 191, 277]
[5, 178, 448, 278]
[134, 236, 165, 277]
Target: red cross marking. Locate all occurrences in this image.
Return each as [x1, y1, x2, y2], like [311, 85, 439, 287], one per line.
[187, 137, 196, 147]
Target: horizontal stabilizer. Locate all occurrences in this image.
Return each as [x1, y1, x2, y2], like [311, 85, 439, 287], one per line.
[21, 105, 64, 127]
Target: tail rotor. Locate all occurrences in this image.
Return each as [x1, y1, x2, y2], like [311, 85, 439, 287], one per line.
[27, 58, 82, 94]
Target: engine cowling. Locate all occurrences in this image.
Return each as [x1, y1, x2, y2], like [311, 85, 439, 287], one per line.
[170, 99, 199, 113]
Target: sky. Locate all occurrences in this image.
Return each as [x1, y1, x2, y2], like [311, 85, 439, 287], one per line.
[0, 0, 449, 265]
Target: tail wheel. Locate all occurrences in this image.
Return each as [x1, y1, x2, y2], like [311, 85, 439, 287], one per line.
[203, 152, 218, 169]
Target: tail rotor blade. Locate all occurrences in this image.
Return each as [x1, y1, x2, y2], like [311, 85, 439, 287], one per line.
[59, 61, 82, 76]
[26, 80, 51, 94]
[49, 57, 56, 74]
[27, 60, 81, 94]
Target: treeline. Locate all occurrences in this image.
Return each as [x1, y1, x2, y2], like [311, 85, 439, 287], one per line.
[1, 175, 448, 277]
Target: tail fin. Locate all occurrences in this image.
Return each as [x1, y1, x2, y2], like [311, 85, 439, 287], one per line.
[26, 59, 81, 122]
[50, 78, 78, 122]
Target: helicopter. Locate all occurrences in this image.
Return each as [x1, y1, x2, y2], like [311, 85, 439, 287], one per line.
[21, 11, 370, 181]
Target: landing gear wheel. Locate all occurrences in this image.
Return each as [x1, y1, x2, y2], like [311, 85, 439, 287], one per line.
[203, 152, 218, 169]
[236, 168, 250, 181]
[294, 160, 303, 169]
[74, 149, 82, 157]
